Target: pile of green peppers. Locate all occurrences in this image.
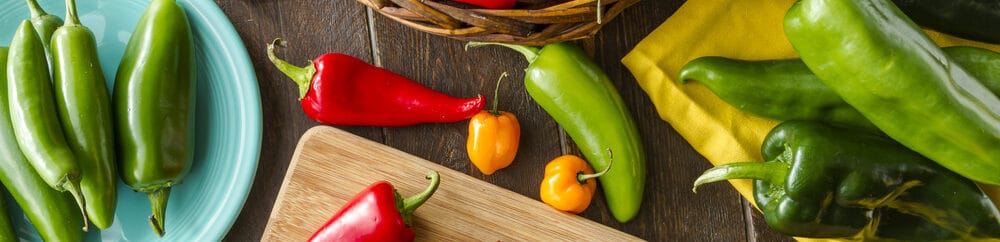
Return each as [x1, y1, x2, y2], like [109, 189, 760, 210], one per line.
[684, 0, 1000, 239]
[695, 121, 1000, 240]
[0, 0, 195, 239]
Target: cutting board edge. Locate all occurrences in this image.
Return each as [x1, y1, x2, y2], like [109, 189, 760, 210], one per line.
[261, 125, 331, 239]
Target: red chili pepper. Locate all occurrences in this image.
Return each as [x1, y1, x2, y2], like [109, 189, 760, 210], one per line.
[309, 171, 441, 242]
[454, 0, 516, 9]
[267, 38, 485, 126]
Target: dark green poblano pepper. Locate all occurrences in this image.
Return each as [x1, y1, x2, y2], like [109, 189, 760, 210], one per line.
[113, 0, 195, 237]
[677, 46, 1000, 131]
[694, 121, 1000, 240]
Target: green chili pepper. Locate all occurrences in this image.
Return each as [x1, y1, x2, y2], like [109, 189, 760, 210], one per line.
[113, 0, 196, 236]
[1, 46, 84, 242]
[51, 0, 117, 230]
[25, 0, 62, 55]
[677, 46, 1000, 130]
[6, 20, 88, 231]
[467, 41, 646, 223]
[784, 0, 1000, 185]
[693, 121, 1000, 240]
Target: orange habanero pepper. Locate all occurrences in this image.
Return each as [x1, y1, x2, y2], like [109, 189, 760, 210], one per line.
[466, 73, 520, 175]
[540, 149, 613, 214]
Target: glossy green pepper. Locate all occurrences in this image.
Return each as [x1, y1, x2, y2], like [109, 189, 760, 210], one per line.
[784, 0, 1000, 185]
[6, 20, 89, 231]
[113, 0, 196, 236]
[25, 0, 62, 57]
[677, 46, 1000, 130]
[694, 121, 1000, 240]
[51, 0, 118, 230]
[467, 41, 646, 222]
[0, 46, 84, 242]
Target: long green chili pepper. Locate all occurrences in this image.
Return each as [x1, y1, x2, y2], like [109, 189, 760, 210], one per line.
[1, 46, 84, 242]
[113, 0, 196, 236]
[467, 41, 646, 223]
[677, 46, 1000, 130]
[784, 0, 1000, 185]
[51, 0, 118, 230]
[25, 0, 62, 55]
[6, 20, 88, 232]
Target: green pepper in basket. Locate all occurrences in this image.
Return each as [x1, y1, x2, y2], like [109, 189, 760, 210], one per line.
[467, 41, 646, 223]
[694, 121, 1000, 240]
[113, 0, 196, 236]
[784, 0, 1000, 185]
[677, 46, 1000, 131]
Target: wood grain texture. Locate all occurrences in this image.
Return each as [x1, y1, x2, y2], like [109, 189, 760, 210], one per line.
[262, 126, 641, 241]
[214, 0, 798, 240]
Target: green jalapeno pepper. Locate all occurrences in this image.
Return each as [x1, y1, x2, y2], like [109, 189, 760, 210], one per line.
[784, 0, 1000, 185]
[467, 41, 646, 222]
[6, 20, 88, 231]
[25, 0, 62, 57]
[51, 0, 117, 230]
[693, 121, 1000, 240]
[1, 46, 84, 242]
[677, 46, 1000, 130]
[113, 0, 196, 236]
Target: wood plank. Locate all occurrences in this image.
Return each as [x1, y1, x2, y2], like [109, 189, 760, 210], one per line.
[579, 0, 749, 240]
[214, 1, 379, 241]
[262, 126, 641, 241]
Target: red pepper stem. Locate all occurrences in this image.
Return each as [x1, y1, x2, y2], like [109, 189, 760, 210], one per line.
[488, 72, 508, 115]
[465, 42, 540, 63]
[267, 38, 316, 99]
[578, 148, 613, 183]
[691, 161, 790, 193]
[399, 171, 441, 227]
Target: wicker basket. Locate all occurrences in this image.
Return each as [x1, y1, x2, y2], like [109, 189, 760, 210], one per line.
[355, 0, 641, 46]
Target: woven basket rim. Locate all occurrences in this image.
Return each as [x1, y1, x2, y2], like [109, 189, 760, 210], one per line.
[357, 0, 641, 45]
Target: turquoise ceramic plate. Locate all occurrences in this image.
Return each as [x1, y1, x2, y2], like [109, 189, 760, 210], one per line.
[0, 0, 262, 241]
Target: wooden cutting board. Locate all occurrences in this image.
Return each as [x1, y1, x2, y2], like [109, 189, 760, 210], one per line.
[262, 126, 642, 241]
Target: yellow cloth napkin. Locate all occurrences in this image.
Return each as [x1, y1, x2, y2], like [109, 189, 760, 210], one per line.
[622, 0, 1000, 240]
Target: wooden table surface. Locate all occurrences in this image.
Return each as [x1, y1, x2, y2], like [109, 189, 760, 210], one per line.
[214, 0, 797, 241]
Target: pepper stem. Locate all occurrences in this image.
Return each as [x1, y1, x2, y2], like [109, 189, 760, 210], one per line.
[25, 0, 47, 18]
[63, 0, 80, 26]
[692, 161, 790, 193]
[147, 188, 171, 237]
[267, 38, 315, 100]
[578, 148, 613, 182]
[63, 181, 89, 232]
[399, 171, 441, 227]
[465, 42, 540, 63]
[488, 72, 508, 115]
